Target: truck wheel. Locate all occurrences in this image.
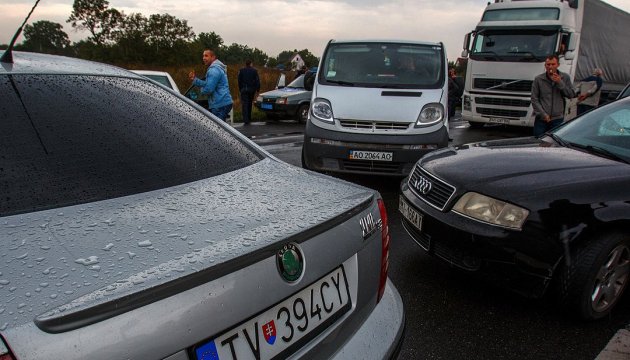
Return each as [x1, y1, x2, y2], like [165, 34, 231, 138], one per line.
[296, 104, 309, 123]
[555, 232, 630, 320]
[468, 121, 485, 129]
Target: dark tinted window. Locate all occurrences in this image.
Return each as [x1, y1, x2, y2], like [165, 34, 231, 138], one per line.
[1, 75, 262, 216]
[321, 43, 445, 89]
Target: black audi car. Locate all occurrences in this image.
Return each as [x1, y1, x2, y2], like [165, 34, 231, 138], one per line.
[399, 96, 630, 320]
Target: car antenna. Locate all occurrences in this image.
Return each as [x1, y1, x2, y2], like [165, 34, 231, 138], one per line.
[1, 0, 41, 64]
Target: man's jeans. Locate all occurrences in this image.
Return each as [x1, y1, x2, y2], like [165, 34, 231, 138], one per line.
[533, 117, 563, 137]
[210, 104, 233, 122]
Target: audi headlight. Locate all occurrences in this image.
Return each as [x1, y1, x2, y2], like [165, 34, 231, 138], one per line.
[256, 95, 263, 102]
[311, 98, 334, 123]
[452, 192, 529, 230]
[275, 97, 288, 105]
[415, 103, 444, 127]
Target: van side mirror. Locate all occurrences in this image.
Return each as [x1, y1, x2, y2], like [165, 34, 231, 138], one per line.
[304, 71, 315, 91]
[564, 51, 575, 60]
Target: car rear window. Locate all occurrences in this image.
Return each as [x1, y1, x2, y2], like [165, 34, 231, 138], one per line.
[1, 74, 262, 216]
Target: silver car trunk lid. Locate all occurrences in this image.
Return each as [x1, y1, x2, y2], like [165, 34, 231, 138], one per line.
[1, 159, 376, 334]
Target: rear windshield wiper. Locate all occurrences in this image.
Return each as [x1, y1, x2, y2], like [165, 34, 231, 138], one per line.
[326, 79, 355, 87]
[569, 142, 629, 164]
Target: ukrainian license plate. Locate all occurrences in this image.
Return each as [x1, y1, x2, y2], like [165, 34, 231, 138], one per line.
[348, 150, 393, 162]
[194, 266, 351, 360]
[488, 117, 511, 124]
[261, 103, 273, 110]
[399, 196, 423, 232]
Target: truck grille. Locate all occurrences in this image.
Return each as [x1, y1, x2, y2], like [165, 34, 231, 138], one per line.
[339, 119, 411, 131]
[475, 97, 530, 107]
[474, 78, 532, 92]
[476, 107, 528, 118]
[408, 167, 455, 211]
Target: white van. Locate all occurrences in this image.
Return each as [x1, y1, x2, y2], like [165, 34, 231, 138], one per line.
[302, 39, 449, 176]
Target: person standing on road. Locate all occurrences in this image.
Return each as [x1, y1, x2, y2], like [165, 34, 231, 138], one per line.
[237, 59, 260, 125]
[189, 49, 233, 122]
[448, 67, 463, 120]
[531, 54, 576, 136]
[576, 68, 604, 115]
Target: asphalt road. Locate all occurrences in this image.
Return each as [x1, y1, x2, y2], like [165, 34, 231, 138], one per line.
[234, 117, 630, 360]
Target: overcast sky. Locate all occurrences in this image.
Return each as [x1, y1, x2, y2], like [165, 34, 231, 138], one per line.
[2, 0, 629, 62]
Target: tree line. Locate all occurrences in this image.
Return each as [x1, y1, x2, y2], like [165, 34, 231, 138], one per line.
[1, 0, 319, 68]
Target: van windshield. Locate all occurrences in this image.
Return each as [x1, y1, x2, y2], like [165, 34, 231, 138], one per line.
[319, 42, 445, 89]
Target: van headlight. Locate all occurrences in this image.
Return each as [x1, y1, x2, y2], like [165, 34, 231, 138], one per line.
[452, 192, 529, 230]
[415, 103, 444, 127]
[311, 98, 334, 124]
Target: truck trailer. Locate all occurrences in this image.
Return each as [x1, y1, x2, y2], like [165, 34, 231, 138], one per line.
[460, 0, 630, 128]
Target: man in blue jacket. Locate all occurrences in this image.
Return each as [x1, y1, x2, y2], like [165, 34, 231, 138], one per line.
[189, 49, 233, 121]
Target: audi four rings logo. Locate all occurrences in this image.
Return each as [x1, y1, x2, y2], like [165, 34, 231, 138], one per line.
[413, 176, 432, 195]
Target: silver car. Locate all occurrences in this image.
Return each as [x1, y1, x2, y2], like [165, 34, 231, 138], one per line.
[0, 51, 404, 360]
[255, 74, 312, 123]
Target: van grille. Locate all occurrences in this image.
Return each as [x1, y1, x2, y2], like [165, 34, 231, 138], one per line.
[341, 159, 403, 174]
[339, 119, 411, 131]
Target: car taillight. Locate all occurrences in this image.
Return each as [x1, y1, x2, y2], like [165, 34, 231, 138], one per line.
[0, 336, 16, 360]
[377, 199, 390, 303]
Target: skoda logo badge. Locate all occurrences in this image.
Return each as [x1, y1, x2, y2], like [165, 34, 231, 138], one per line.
[277, 243, 304, 283]
[413, 175, 433, 195]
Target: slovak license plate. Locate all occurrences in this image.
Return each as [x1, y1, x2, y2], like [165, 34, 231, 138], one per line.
[399, 196, 423, 232]
[348, 150, 393, 162]
[194, 266, 351, 360]
[261, 103, 273, 110]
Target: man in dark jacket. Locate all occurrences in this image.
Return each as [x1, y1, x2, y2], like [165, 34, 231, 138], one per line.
[576, 68, 603, 115]
[531, 54, 576, 136]
[237, 59, 261, 125]
[448, 68, 463, 120]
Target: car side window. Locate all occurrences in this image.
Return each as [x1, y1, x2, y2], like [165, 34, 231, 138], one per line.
[1, 74, 262, 216]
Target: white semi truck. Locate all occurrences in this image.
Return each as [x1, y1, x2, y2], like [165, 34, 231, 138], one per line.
[460, 0, 630, 128]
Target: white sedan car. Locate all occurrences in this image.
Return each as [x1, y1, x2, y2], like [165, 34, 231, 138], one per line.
[131, 69, 180, 93]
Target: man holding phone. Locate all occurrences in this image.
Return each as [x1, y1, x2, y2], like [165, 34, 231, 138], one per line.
[531, 54, 576, 136]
